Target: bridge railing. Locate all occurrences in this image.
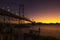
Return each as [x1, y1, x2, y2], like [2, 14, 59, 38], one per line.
[0, 34, 16, 40]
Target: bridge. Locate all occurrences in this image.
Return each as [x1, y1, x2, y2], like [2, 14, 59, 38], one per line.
[0, 8, 33, 23]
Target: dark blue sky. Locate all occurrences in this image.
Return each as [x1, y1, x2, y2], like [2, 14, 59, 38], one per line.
[0, 0, 24, 14]
[0, 0, 60, 23]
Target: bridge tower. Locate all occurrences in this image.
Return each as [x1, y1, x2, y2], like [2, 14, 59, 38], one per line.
[19, 4, 25, 24]
[7, 6, 10, 24]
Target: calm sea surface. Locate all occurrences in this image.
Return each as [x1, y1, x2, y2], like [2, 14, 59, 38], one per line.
[21, 25, 60, 40]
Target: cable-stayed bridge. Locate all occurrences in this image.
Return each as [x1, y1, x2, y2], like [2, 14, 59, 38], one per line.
[0, 8, 35, 40]
[0, 8, 33, 24]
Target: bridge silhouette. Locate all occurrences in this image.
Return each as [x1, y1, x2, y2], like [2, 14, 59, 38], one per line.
[0, 8, 33, 24]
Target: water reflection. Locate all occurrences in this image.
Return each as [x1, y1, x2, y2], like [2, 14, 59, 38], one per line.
[0, 24, 59, 40]
[22, 25, 60, 40]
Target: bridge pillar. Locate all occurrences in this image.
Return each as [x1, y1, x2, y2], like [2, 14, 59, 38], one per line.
[19, 4, 25, 24]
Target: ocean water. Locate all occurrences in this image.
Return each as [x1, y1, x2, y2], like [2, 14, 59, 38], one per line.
[21, 25, 60, 40]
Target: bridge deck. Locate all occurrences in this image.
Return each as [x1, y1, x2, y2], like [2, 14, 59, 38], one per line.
[0, 8, 33, 22]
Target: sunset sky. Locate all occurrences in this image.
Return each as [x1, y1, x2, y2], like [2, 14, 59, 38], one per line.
[0, 0, 60, 23]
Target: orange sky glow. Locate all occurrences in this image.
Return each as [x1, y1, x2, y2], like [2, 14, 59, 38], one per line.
[30, 12, 60, 23]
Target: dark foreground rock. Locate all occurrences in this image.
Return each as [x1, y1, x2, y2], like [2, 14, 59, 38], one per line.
[24, 33, 58, 40]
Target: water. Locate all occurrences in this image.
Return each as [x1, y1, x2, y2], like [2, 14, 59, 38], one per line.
[21, 25, 60, 40]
